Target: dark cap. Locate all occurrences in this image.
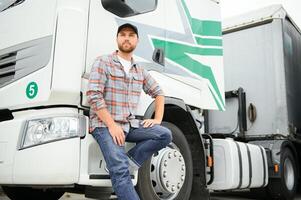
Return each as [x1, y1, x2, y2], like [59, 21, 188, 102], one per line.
[117, 23, 139, 37]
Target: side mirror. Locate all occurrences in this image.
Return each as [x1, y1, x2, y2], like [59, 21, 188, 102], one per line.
[152, 48, 164, 66]
[101, 0, 157, 18]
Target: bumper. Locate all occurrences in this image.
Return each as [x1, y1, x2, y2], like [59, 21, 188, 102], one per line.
[0, 108, 82, 185]
[0, 107, 138, 187]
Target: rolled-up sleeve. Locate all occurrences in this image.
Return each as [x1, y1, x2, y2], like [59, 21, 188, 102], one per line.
[86, 59, 107, 111]
[142, 69, 164, 98]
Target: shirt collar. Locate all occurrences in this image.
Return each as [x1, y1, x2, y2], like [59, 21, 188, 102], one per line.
[112, 50, 138, 68]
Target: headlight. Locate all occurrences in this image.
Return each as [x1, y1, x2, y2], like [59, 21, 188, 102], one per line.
[20, 115, 86, 149]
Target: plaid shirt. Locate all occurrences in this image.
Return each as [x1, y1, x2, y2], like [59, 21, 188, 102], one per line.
[87, 51, 164, 133]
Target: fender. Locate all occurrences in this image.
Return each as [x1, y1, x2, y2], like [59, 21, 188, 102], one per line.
[144, 96, 210, 199]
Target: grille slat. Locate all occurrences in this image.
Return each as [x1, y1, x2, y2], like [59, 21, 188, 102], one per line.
[0, 55, 16, 67]
[0, 52, 16, 60]
[0, 73, 15, 85]
[0, 61, 16, 70]
[0, 52, 16, 84]
[0, 68, 15, 77]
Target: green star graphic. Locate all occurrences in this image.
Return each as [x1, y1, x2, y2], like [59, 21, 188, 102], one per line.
[151, 0, 225, 110]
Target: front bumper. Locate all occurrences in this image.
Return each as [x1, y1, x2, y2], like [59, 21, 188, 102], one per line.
[0, 107, 83, 185]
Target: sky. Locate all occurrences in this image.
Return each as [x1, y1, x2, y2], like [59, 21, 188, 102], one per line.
[220, 0, 301, 29]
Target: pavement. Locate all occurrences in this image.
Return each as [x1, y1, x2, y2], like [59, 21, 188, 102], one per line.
[0, 188, 112, 200]
[1, 187, 301, 200]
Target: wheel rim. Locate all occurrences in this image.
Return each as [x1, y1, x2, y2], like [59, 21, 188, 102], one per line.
[284, 157, 295, 190]
[149, 144, 186, 199]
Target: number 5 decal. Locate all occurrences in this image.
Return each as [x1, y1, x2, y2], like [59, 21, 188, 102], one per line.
[26, 82, 38, 99]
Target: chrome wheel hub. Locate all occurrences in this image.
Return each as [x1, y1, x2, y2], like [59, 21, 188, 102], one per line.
[150, 147, 186, 199]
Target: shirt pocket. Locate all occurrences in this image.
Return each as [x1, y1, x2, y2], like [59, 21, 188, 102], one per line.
[108, 68, 125, 90]
[132, 73, 143, 93]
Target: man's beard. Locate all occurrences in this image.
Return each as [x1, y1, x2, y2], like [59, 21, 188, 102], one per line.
[118, 42, 136, 53]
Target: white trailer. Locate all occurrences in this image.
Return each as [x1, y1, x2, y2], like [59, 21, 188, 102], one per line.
[208, 5, 301, 200]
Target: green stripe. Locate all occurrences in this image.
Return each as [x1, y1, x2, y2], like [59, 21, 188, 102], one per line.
[209, 86, 223, 110]
[181, 0, 222, 37]
[194, 36, 222, 46]
[191, 19, 222, 37]
[152, 38, 223, 56]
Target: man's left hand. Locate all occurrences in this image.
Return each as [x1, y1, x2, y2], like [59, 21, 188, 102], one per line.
[141, 119, 161, 128]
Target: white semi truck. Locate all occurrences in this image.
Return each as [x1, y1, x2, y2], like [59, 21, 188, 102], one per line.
[0, 0, 296, 200]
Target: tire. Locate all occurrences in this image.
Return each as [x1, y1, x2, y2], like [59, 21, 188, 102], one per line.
[266, 147, 297, 200]
[2, 186, 65, 200]
[136, 122, 193, 200]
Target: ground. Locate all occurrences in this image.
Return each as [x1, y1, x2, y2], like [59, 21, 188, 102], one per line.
[1, 187, 301, 200]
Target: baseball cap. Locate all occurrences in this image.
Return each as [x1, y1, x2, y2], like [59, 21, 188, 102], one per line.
[117, 23, 139, 37]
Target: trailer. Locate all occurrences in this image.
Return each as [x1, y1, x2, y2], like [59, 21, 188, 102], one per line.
[208, 4, 301, 199]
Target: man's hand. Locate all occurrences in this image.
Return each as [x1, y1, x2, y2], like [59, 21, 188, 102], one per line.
[108, 124, 125, 146]
[141, 119, 161, 128]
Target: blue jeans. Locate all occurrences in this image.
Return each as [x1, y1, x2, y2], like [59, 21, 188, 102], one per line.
[92, 124, 172, 200]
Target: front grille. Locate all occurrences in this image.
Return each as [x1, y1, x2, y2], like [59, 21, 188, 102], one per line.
[0, 52, 16, 85]
[0, 36, 53, 88]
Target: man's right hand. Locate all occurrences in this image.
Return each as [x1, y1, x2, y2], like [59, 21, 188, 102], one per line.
[95, 108, 125, 146]
[108, 124, 125, 146]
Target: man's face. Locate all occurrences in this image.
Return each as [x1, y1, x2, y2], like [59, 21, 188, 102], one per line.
[117, 27, 138, 53]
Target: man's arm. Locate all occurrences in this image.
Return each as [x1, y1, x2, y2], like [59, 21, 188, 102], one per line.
[142, 95, 165, 127]
[154, 95, 164, 122]
[141, 69, 165, 127]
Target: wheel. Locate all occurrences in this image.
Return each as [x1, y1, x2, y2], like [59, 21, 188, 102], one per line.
[2, 186, 65, 200]
[136, 122, 193, 200]
[266, 147, 297, 200]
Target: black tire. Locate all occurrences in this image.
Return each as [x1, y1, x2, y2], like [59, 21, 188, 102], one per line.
[2, 186, 65, 200]
[136, 122, 193, 200]
[266, 147, 297, 200]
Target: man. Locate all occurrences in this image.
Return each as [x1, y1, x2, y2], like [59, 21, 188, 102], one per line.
[86, 23, 172, 200]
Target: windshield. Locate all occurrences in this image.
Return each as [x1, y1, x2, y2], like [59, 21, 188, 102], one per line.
[0, 0, 21, 12]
